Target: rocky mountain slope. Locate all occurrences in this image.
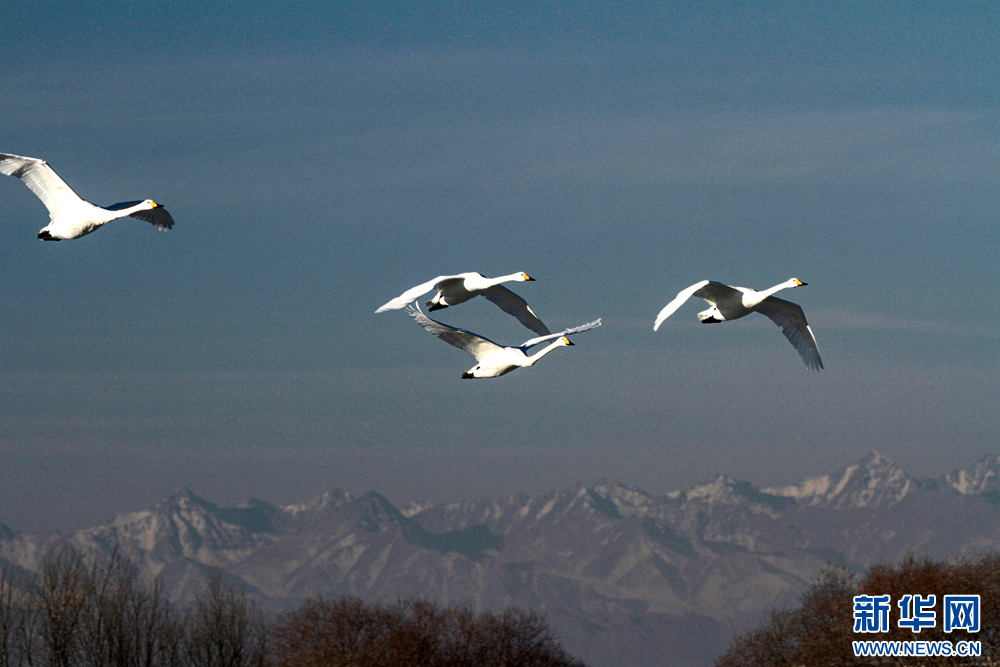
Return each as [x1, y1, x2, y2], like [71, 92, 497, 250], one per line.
[2, 452, 998, 667]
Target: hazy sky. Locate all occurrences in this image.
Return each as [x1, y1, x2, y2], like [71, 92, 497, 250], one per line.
[1, 2, 998, 533]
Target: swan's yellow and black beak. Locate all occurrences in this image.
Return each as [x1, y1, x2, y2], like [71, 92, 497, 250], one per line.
[523, 273, 535, 281]
[795, 279, 807, 286]
[149, 201, 161, 208]
[562, 337, 573, 345]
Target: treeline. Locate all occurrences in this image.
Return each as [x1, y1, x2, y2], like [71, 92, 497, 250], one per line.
[0, 547, 585, 667]
[716, 553, 1000, 666]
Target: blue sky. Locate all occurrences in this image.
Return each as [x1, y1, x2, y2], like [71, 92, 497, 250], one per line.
[1, 2, 998, 532]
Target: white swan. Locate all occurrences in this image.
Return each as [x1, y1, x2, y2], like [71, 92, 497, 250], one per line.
[0, 153, 174, 241]
[406, 304, 600, 379]
[654, 278, 823, 371]
[377, 272, 550, 336]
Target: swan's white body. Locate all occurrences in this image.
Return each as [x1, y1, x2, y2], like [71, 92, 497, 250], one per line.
[0, 153, 174, 241]
[377, 272, 550, 336]
[406, 304, 600, 379]
[654, 278, 823, 371]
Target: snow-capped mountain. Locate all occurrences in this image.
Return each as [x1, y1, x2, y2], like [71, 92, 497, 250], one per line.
[1, 452, 998, 667]
[945, 453, 1000, 496]
[761, 452, 915, 508]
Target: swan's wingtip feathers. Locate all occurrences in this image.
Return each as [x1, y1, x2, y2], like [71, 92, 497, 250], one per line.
[128, 205, 175, 230]
[803, 325, 824, 371]
[2, 161, 36, 180]
[517, 316, 601, 349]
[404, 303, 432, 325]
[566, 318, 601, 335]
[0, 153, 46, 173]
[375, 299, 404, 313]
[403, 303, 431, 329]
[654, 281, 706, 330]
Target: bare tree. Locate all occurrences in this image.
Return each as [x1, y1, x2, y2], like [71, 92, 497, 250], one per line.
[7, 550, 585, 667]
[31, 547, 89, 667]
[0, 546, 189, 667]
[715, 609, 803, 667]
[0, 564, 18, 667]
[715, 553, 1000, 667]
[134, 579, 185, 667]
[0, 562, 35, 667]
[77, 548, 185, 667]
[271, 596, 585, 667]
[183, 570, 267, 667]
[271, 596, 396, 667]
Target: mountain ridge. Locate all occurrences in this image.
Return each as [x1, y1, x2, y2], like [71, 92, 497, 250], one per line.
[1, 451, 998, 667]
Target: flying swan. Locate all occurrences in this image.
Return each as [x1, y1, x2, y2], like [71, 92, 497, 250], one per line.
[406, 304, 600, 379]
[0, 152, 175, 241]
[654, 278, 823, 371]
[377, 272, 550, 336]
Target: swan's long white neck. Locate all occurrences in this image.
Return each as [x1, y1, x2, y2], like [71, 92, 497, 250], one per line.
[89, 201, 151, 225]
[743, 279, 799, 309]
[121, 203, 150, 215]
[489, 272, 526, 286]
[523, 340, 566, 367]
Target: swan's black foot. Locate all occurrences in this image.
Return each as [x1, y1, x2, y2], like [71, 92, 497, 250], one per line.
[37, 231, 59, 241]
[427, 301, 447, 312]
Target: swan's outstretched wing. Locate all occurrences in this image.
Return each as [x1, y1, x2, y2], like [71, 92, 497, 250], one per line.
[755, 297, 824, 371]
[108, 200, 175, 230]
[654, 280, 711, 330]
[692, 281, 743, 304]
[0, 153, 82, 218]
[375, 275, 467, 313]
[405, 304, 505, 361]
[482, 285, 551, 336]
[519, 319, 601, 350]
